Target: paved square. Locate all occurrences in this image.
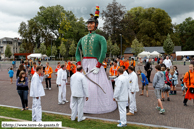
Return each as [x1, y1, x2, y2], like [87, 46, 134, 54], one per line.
[0, 64, 193, 129]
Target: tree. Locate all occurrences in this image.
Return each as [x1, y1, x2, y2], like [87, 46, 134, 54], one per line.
[176, 17, 194, 50]
[51, 45, 57, 57]
[102, 0, 126, 43]
[111, 43, 120, 55]
[131, 38, 144, 56]
[5, 45, 12, 58]
[69, 40, 76, 56]
[19, 43, 26, 53]
[126, 7, 173, 46]
[163, 34, 174, 55]
[59, 42, 66, 60]
[39, 43, 47, 54]
[46, 46, 51, 57]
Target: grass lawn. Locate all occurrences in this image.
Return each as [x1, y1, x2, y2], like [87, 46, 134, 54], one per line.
[0, 106, 163, 129]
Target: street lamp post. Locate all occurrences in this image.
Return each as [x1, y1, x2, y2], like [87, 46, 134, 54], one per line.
[51, 39, 52, 57]
[120, 34, 122, 57]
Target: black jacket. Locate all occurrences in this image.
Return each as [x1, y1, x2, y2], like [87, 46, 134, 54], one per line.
[16, 69, 26, 78]
[145, 62, 152, 71]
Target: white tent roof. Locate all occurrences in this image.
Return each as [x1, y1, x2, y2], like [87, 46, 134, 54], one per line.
[27, 53, 42, 59]
[176, 51, 194, 56]
[42, 54, 48, 57]
[150, 51, 160, 56]
[138, 51, 150, 57]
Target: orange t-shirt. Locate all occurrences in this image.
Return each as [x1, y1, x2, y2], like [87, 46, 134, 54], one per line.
[70, 64, 76, 73]
[109, 66, 120, 76]
[124, 61, 130, 70]
[45, 66, 53, 78]
[31, 67, 36, 75]
[66, 62, 71, 70]
[130, 60, 136, 67]
[55, 65, 61, 72]
[119, 60, 124, 66]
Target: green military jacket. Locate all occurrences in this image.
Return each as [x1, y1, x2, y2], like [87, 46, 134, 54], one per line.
[75, 31, 107, 64]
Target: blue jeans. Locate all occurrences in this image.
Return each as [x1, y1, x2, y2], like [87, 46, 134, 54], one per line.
[17, 90, 28, 109]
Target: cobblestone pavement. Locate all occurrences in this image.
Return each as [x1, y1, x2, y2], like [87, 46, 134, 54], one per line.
[0, 64, 193, 129]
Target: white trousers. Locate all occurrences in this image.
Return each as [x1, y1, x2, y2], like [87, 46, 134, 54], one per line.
[71, 97, 85, 122]
[58, 83, 66, 103]
[118, 101, 127, 125]
[32, 97, 42, 122]
[129, 92, 137, 114]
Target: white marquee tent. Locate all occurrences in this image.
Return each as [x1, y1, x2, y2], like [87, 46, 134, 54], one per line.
[176, 51, 194, 56]
[150, 51, 161, 57]
[27, 53, 42, 59]
[138, 51, 150, 57]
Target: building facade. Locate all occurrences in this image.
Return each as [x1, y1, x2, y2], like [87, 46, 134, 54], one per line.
[0, 37, 22, 59]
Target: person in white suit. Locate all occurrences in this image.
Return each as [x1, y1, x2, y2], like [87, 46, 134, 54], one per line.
[70, 66, 89, 122]
[127, 66, 139, 116]
[56, 65, 68, 105]
[113, 68, 128, 127]
[30, 66, 45, 122]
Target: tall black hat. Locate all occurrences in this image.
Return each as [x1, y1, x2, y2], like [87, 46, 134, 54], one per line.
[87, 6, 100, 24]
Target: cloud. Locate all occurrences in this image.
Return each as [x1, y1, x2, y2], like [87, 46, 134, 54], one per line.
[1, 0, 194, 39]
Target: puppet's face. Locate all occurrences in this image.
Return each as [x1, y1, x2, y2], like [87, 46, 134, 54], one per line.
[87, 22, 97, 31]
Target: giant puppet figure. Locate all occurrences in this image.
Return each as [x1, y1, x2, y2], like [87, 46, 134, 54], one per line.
[75, 6, 117, 114]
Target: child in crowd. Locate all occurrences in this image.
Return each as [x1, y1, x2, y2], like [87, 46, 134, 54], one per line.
[137, 70, 149, 97]
[169, 70, 178, 95]
[8, 67, 14, 84]
[161, 67, 171, 101]
[180, 74, 186, 96]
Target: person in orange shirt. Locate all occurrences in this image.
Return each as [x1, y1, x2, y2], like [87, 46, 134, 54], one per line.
[123, 59, 129, 71]
[66, 61, 71, 77]
[130, 58, 136, 71]
[103, 59, 107, 71]
[70, 62, 76, 76]
[31, 62, 37, 76]
[109, 60, 120, 89]
[55, 62, 61, 74]
[183, 64, 194, 106]
[117, 57, 124, 67]
[45, 62, 53, 90]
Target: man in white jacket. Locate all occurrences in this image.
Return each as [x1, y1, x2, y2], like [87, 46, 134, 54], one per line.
[30, 66, 45, 122]
[56, 65, 68, 105]
[127, 66, 139, 116]
[113, 68, 128, 127]
[70, 66, 89, 122]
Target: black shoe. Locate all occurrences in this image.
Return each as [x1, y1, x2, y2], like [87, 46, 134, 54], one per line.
[184, 103, 187, 106]
[149, 81, 152, 83]
[167, 98, 170, 101]
[161, 98, 164, 101]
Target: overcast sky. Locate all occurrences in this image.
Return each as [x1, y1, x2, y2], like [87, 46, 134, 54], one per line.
[1, 0, 194, 39]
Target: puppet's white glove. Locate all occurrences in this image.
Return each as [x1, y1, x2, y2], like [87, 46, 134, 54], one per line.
[92, 67, 100, 74]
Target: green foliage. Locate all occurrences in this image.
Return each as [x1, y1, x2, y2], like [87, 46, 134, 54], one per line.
[5, 45, 12, 58]
[175, 17, 194, 50]
[39, 43, 47, 54]
[19, 43, 25, 53]
[101, 0, 126, 43]
[59, 42, 66, 58]
[163, 34, 174, 55]
[51, 45, 57, 56]
[46, 46, 51, 57]
[69, 40, 76, 56]
[131, 38, 144, 56]
[112, 43, 120, 55]
[127, 7, 173, 47]
[107, 36, 114, 54]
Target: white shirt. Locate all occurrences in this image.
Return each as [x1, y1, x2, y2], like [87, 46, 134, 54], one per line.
[128, 71, 139, 92]
[30, 73, 45, 97]
[56, 68, 67, 85]
[114, 75, 129, 101]
[163, 59, 172, 68]
[70, 72, 89, 98]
